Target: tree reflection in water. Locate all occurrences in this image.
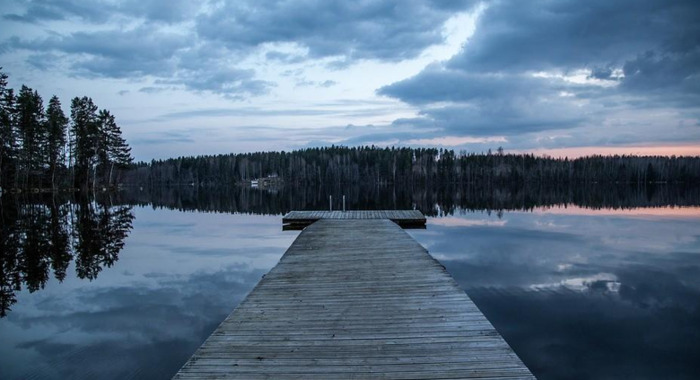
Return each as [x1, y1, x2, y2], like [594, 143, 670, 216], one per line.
[120, 182, 700, 216]
[1, 182, 698, 318]
[0, 195, 134, 317]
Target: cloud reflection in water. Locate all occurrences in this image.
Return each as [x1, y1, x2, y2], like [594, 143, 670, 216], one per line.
[0, 208, 297, 380]
[409, 209, 700, 379]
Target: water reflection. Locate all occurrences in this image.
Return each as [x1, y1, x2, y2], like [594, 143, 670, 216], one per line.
[119, 182, 700, 216]
[0, 206, 297, 379]
[0, 195, 133, 317]
[4, 184, 695, 317]
[408, 211, 700, 379]
[1, 185, 699, 379]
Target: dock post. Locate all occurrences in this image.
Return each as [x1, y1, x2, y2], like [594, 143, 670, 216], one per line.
[342, 195, 346, 212]
[329, 195, 332, 211]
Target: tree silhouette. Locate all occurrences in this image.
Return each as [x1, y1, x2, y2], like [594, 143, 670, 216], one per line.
[0, 70, 134, 191]
[45, 96, 68, 189]
[15, 86, 46, 188]
[0, 69, 17, 190]
[122, 147, 700, 188]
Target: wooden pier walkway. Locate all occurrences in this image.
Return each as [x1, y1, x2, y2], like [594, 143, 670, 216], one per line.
[175, 212, 533, 379]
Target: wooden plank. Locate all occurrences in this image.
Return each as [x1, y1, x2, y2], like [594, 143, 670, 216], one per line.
[175, 218, 532, 379]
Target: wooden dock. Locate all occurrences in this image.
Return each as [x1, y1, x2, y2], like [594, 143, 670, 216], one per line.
[282, 210, 426, 229]
[175, 212, 533, 379]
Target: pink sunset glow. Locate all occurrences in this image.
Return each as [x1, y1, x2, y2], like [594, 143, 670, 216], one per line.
[519, 144, 700, 158]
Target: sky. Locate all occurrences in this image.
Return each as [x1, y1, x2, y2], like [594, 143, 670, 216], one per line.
[1, 0, 699, 161]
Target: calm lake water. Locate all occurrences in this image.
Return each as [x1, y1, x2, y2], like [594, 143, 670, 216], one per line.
[1, 186, 699, 379]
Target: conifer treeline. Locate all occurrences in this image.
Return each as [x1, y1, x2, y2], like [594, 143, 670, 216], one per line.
[0, 69, 133, 191]
[126, 146, 700, 186]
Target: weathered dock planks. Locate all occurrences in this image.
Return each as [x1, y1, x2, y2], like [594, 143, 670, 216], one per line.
[282, 210, 426, 229]
[175, 215, 533, 379]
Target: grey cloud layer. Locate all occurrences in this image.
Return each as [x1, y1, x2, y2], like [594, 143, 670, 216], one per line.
[379, 0, 700, 145]
[4, 0, 699, 151]
[4, 0, 199, 24]
[2, 0, 477, 97]
[197, 0, 477, 61]
[12, 26, 190, 78]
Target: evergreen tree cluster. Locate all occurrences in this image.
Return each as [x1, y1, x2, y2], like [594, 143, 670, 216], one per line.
[0, 69, 133, 191]
[125, 146, 700, 187]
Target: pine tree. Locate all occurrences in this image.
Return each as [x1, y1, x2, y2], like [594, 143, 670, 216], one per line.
[0, 69, 17, 189]
[70, 97, 99, 189]
[96, 110, 112, 185]
[15, 86, 46, 188]
[103, 111, 132, 186]
[87, 109, 134, 188]
[1, 72, 132, 191]
[45, 96, 68, 189]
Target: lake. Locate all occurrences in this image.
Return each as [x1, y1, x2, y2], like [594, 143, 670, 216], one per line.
[1, 185, 699, 379]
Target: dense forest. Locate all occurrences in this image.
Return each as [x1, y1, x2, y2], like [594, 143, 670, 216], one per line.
[127, 146, 700, 186]
[2, 69, 698, 191]
[0, 69, 132, 191]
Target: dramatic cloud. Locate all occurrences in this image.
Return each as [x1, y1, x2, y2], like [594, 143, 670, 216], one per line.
[4, 0, 199, 24]
[8, 25, 190, 78]
[380, 68, 581, 104]
[2, 0, 478, 98]
[446, 0, 700, 103]
[379, 67, 596, 136]
[379, 0, 700, 147]
[158, 67, 273, 98]
[3, 0, 113, 23]
[1, 0, 698, 158]
[196, 0, 478, 61]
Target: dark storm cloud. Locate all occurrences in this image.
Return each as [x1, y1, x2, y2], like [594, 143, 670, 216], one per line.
[3, 0, 197, 24]
[380, 0, 700, 141]
[8, 26, 189, 78]
[3, 0, 112, 23]
[447, 0, 700, 102]
[196, 0, 478, 61]
[621, 50, 700, 102]
[119, 0, 200, 24]
[7, 27, 273, 96]
[25, 52, 61, 71]
[420, 102, 588, 135]
[157, 67, 273, 98]
[588, 66, 618, 81]
[3, 0, 478, 99]
[379, 67, 576, 105]
[446, 0, 689, 72]
[265, 51, 307, 64]
[379, 67, 593, 135]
